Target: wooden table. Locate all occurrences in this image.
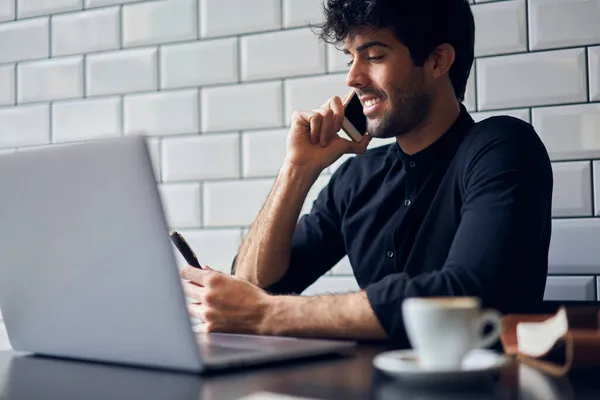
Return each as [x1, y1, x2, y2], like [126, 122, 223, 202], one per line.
[1, 344, 599, 399]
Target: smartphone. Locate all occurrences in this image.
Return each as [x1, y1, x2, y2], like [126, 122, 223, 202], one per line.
[341, 90, 367, 142]
[170, 231, 202, 269]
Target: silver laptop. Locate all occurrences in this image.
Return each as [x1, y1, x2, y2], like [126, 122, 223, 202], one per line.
[0, 136, 355, 373]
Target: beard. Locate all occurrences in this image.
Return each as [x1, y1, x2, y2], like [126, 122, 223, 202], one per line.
[365, 68, 433, 139]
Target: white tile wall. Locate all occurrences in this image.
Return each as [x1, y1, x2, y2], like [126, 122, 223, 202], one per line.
[199, 0, 280, 38]
[162, 133, 240, 181]
[17, 0, 81, 19]
[201, 81, 282, 131]
[0, 18, 49, 64]
[0, 0, 14, 22]
[158, 183, 201, 228]
[0, 0, 599, 301]
[86, 47, 158, 96]
[0, 65, 15, 106]
[533, 103, 600, 160]
[0, 104, 49, 147]
[160, 38, 238, 89]
[597, 277, 600, 301]
[529, 0, 600, 51]
[472, 0, 526, 57]
[242, 128, 288, 178]
[203, 179, 274, 227]
[589, 46, 600, 101]
[53, 97, 121, 142]
[551, 162, 593, 217]
[170, 229, 242, 273]
[124, 89, 199, 136]
[477, 48, 587, 110]
[544, 276, 596, 301]
[123, 0, 197, 48]
[302, 276, 359, 296]
[241, 28, 325, 81]
[17, 56, 84, 103]
[52, 7, 120, 57]
[283, 0, 323, 28]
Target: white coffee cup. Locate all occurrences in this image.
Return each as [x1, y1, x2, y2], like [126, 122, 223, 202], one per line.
[402, 297, 502, 371]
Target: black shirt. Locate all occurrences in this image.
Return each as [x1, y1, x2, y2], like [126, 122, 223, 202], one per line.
[265, 105, 553, 344]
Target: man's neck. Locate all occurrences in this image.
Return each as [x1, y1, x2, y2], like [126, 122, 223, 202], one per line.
[396, 98, 461, 156]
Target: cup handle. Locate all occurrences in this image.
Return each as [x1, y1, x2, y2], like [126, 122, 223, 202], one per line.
[476, 309, 502, 348]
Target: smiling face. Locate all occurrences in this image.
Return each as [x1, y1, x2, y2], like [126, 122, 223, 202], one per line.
[344, 29, 435, 139]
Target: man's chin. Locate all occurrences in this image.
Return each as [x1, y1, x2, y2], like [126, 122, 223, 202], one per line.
[366, 120, 396, 139]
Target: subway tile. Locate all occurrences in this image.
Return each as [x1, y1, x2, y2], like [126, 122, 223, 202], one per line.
[123, 0, 197, 47]
[52, 7, 120, 56]
[86, 48, 158, 96]
[160, 38, 238, 89]
[598, 277, 600, 301]
[0, 104, 49, 147]
[146, 138, 160, 182]
[201, 81, 282, 132]
[284, 73, 349, 122]
[544, 276, 596, 301]
[589, 46, 600, 101]
[327, 44, 349, 73]
[302, 175, 331, 215]
[241, 28, 325, 81]
[594, 161, 600, 216]
[549, 219, 600, 274]
[532, 103, 600, 160]
[0, 18, 49, 64]
[0, 0, 15, 22]
[471, 108, 530, 124]
[17, 0, 81, 18]
[0, 65, 15, 106]
[463, 68, 476, 112]
[170, 229, 242, 273]
[242, 128, 288, 178]
[158, 183, 201, 229]
[162, 133, 240, 182]
[283, 0, 323, 28]
[302, 276, 359, 296]
[200, 0, 280, 38]
[551, 162, 593, 217]
[53, 97, 121, 143]
[18, 56, 83, 103]
[529, 0, 600, 50]
[472, 0, 526, 57]
[124, 89, 199, 136]
[477, 48, 587, 110]
[84, 0, 138, 8]
[331, 256, 353, 275]
[203, 179, 274, 227]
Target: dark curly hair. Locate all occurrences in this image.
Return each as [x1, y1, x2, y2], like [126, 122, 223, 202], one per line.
[310, 0, 475, 101]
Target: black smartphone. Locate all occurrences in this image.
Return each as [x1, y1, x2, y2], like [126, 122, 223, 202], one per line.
[341, 90, 367, 142]
[170, 231, 202, 269]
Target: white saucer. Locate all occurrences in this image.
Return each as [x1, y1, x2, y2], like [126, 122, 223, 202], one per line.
[373, 348, 507, 385]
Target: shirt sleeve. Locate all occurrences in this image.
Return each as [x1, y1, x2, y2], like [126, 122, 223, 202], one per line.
[264, 160, 353, 295]
[365, 117, 553, 342]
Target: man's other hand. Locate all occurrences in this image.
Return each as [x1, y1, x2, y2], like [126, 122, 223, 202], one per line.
[180, 265, 272, 334]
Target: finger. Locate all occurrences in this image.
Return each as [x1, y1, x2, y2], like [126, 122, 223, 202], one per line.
[180, 265, 215, 286]
[330, 96, 345, 134]
[183, 280, 206, 301]
[319, 109, 334, 147]
[309, 112, 323, 145]
[187, 303, 205, 321]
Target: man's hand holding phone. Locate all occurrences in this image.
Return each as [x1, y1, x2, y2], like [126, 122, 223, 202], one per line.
[285, 90, 371, 174]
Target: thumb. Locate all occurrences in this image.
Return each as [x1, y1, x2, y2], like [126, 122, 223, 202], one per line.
[346, 135, 372, 155]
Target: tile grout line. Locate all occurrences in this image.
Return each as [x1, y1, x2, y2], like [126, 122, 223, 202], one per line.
[591, 160, 596, 217]
[524, 0, 530, 52]
[585, 47, 591, 103]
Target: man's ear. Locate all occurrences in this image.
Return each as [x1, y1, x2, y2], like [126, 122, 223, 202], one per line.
[430, 43, 455, 78]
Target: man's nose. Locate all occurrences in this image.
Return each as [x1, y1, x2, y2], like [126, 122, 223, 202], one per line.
[345, 62, 370, 89]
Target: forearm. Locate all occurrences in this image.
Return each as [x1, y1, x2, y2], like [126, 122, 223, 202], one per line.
[262, 291, 388, 340]
[233, 161, 320, 288]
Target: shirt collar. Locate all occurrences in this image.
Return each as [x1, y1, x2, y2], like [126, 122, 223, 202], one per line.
[394, 104, 475, 167]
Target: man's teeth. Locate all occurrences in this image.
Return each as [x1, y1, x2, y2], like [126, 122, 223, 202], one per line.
[364, 98, 382, 107]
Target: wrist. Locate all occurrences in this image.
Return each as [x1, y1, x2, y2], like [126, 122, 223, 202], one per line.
[258, 294, 293, 336]
[282, 158, 322, 181]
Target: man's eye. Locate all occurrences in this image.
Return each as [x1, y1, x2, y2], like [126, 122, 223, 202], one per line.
[367, 56, 383, 62]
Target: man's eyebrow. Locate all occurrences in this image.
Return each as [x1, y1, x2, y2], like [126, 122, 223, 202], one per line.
[343, 41, 392, 55]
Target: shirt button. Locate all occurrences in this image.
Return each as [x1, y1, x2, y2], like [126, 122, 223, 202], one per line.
[408, 161, 416, 168]
[386, 251, 394, 258]
[404, 199, 412, 206]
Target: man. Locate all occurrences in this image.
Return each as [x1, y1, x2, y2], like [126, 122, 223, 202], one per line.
[180, 0, 553, 345]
